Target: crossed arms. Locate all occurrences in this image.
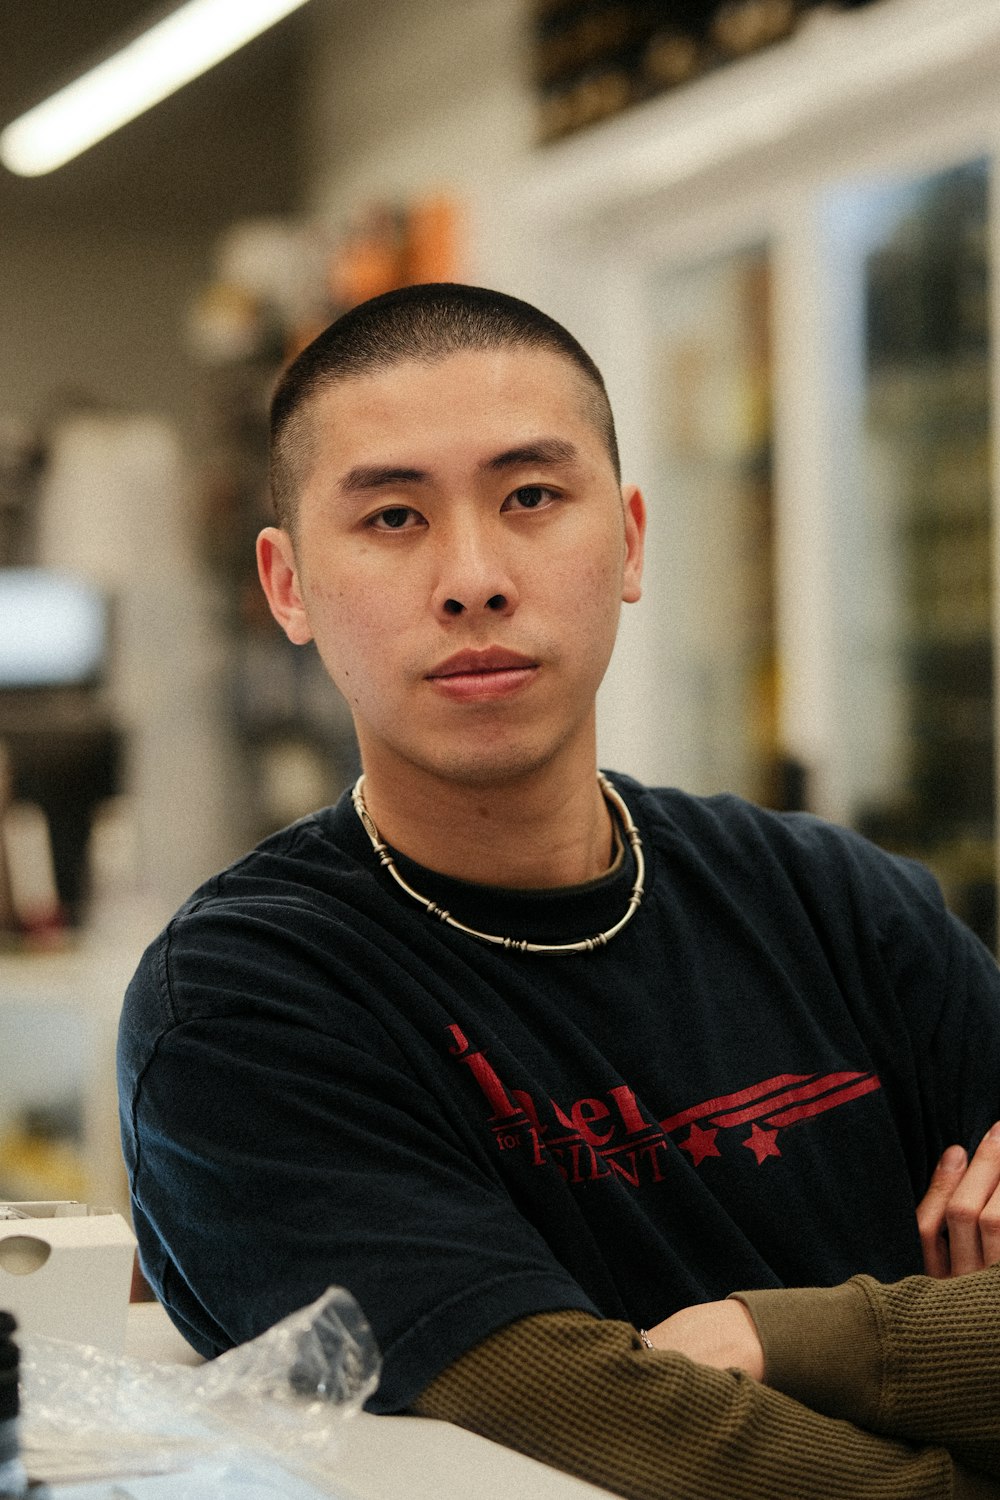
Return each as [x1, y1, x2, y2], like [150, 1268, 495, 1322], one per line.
[414, 1127, 1000, 1500]
[653, 1116, 1000, 1370]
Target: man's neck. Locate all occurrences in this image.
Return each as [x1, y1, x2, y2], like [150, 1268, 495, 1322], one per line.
[356, 757, 616, 891]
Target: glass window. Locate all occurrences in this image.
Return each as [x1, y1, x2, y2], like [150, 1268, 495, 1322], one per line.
[649, 246, 783, 807]
[824, 160, 994, 946]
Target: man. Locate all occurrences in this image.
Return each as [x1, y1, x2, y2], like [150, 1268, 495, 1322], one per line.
[119, 283, 1000, 1498]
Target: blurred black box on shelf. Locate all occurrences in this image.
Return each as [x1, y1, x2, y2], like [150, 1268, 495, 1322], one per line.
[534, 1, 889, 142]
[0, 698, 123, 931]
[0, 570, 124, 932]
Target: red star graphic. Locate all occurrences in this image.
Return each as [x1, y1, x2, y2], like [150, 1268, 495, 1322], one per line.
[743, 1124, 781, 1165]
[680, 1122, 721, 1166]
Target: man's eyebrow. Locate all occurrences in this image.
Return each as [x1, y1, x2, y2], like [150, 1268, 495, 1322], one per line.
[482, 438, 579, 473]
[339, 464, 428, 494]
[337, 439, 579, 493]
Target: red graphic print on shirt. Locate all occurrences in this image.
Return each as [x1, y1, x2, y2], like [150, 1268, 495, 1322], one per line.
[446, 1024, 881, 1188]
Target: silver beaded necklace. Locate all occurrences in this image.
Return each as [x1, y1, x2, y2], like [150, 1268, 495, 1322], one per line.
[351, 772, 645, 955]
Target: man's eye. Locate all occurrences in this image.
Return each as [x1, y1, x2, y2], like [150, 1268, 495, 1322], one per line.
[370, 507, 421, 530]
[504, 486, 555, 512]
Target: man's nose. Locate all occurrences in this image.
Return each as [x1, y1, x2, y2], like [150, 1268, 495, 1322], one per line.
[430, 519, 519, 620]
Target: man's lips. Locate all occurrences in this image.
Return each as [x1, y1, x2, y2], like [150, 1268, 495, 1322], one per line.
[427, 647, 537, 679]
[425, 647, 538, 701]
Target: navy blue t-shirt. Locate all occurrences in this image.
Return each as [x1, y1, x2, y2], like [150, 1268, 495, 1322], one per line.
[117, 774, 1000, 1412]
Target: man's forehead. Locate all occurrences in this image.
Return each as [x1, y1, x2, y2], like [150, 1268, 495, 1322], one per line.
[303, 346, 604, 453]
[318, 344, 586, 401]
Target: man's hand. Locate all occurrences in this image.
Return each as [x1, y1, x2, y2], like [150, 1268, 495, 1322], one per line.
[917, 1121, 1000, 1276]
[645, 1298, 764, 1380]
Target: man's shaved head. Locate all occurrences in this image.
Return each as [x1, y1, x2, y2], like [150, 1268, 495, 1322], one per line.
[269, 282, 620, 532]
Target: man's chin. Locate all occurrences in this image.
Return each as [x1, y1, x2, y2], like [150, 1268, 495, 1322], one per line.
[433, 750, 551, 790]
[398, 738, 565, 794]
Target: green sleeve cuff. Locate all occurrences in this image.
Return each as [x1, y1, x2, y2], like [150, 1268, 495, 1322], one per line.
[730, 1279, 884, 1428]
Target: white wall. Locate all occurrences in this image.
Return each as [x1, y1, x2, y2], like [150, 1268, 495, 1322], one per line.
[303, 0, 534, 290]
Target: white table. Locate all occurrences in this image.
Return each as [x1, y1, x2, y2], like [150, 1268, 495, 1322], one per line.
[124, 1302, 613, 1500]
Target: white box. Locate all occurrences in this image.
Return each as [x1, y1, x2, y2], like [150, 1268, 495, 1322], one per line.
[0, 1200, 136, 1352]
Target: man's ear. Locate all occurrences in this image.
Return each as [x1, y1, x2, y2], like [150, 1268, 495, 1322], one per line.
[256, 527, 314, 645]
[621, 485, 646, 605]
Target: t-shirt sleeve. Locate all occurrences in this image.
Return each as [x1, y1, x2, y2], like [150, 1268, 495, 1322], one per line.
[923, 901, 1000, 1152]
[799, 815, 1000, 1159]
[118, 909, 598, 1411]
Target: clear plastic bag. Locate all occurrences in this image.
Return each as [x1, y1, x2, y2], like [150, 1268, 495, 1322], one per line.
[19, 1286, 381, 1497]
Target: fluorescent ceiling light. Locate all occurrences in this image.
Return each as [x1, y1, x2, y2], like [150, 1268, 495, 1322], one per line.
[0, 0, 311, 177]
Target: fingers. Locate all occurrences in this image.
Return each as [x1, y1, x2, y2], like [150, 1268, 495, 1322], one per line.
[917, 1143, 967, 1276]
[941, 1123, 1000, 1275]
[917, 1124, 1000, 1277]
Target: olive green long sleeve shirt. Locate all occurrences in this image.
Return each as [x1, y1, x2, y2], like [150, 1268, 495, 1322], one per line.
[414, 1263, 1000, 1499]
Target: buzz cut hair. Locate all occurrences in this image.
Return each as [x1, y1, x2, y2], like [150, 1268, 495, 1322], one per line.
[268, 282, 621, 531]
